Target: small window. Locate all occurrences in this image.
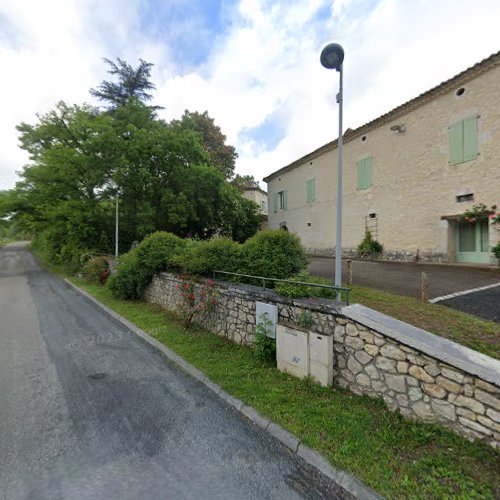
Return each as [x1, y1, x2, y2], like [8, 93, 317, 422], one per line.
[368, 212, 377, 219]
[261, 200, 267, 212]
[449, 115, 479, 165]
[357, 158, 372, 190]
[455, 87, 465, 96]
[456, 193, 474, 203]
[273, 190, 287, 212]
[306, 178, 316, 204]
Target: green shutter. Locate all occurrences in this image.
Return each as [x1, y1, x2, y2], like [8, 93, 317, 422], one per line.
[463, 115, 478, 161]
[306, 179, 316, 203]
[357, 158, 372, 190]
[449, 121, 463, 164]
[283, 190, 287, 210]
[273, 193, 278, 213]
[357, 160, 364, 190]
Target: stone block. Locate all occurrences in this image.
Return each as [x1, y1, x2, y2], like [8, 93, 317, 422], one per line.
[373, 336, 386, 347]
[455, 395, 485, 414]
[457, 407, 476, 420]
[372, 380, 387, 393]
[408, 387, 423, 401]
[431, 400, 456, 421]
[424, 364, 441, 377]
[397, 361, 409, 374]
[345, 336, 364, 350]
[477, 415, 500, 433]
[435, 376, 461, 394]
[475, 379, 500, 394]
[412, 402, 434, 421]
[441, 367, 465, 384]
[486, 408, 500, 423]
[422, 383, 447, 399]
[364, 344, 379, 357]
[347, 356, 363, 375]
[375, 357, 396, 373]
[356, 373, 371, 388]
[337, 378, 349, 389]
[406, 354, 425, 366]
[462, 384, 474, 397]
[354, 350, 373, 365]
[475, 389, 500, 411]
[458, 417, 492, 436]
[359, 331, 374, 343]
[396, 394, 409, 407]
[346, 323, 359, 336]
[385, 374, 406, 393]
[380, 344, 406, 360]
[383, 395, 398, 411]
[365, 364, 380, 380]
[333, 325, 345, 341]
[408, 365, 434, 383]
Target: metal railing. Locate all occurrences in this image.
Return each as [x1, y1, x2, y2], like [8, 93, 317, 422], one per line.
[212, 270, 351, 305]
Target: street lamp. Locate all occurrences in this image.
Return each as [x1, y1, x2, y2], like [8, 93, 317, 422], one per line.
[320, 42, 345, 301]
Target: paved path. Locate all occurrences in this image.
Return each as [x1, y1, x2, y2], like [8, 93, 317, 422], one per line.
[308, 257, 500, 322]
[0, 243, 348, 500]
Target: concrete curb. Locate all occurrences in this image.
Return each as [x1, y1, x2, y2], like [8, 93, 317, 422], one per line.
[63, 279, 382, 500]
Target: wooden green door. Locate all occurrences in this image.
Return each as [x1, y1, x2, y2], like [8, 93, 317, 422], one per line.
[456, 220, 490, 263]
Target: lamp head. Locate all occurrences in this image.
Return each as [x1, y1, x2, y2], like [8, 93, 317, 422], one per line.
[320, 43, 344, 70]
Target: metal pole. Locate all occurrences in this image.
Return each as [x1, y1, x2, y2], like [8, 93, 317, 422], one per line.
[115, 191, 119, 260]
[335, 65, 343, 301]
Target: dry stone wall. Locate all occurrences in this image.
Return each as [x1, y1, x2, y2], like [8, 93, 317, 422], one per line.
[145, 272, 500, 448]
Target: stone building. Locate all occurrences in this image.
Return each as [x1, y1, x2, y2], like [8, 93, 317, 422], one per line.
[241, 182, 268, 216]
[264, 51, 500, 264]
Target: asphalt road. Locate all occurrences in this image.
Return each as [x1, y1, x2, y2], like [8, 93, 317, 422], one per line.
[309, 257, 500, 322]
[0, 243, 349, 500]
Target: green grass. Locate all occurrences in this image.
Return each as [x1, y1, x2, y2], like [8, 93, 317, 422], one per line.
[350, 284, 500, 359]
[71, 278, 500, 499]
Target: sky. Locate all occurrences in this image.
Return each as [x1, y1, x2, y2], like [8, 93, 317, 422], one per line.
[1, 0, 499, 190]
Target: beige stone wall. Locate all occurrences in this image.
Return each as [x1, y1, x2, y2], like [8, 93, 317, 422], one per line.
[267, 64, 500, 262]
[242, 188, 268, 215]
[145, 272, 500, 448]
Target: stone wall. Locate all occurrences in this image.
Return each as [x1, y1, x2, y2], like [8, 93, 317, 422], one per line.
[145, 272, 500, 448]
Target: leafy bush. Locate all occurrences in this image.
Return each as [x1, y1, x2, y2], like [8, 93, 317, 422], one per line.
[240, 230, 307, 284]
[81, 256, 111, 285]
[275, 271, 337, 299]
[357, 230, 383, 256]
[492, 242, 500, 264]
[108, 231, 187, 299]
[174, 237, 242, 275]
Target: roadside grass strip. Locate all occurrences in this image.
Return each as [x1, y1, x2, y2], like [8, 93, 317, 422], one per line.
[71, 278, 500, 499]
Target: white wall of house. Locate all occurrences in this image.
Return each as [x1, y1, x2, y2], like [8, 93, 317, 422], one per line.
[265, 55, 500, 263]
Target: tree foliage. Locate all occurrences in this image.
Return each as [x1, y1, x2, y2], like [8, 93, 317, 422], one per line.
[2, 59, 259, 268]
[173, 110, 237, 179]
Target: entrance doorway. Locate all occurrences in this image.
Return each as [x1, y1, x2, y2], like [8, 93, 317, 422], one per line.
[456, 220, 490, 263]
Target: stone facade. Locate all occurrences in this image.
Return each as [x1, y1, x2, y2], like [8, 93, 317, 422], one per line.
[264, 52, 500, 264]
[145, 272, 500, 448]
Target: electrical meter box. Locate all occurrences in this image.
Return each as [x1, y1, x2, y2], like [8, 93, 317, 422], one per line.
[309, 332, 333, 386]
[276, 324, 309, 379]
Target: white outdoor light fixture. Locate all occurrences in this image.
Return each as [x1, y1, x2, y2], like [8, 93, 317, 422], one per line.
[320, 42, 345, 301]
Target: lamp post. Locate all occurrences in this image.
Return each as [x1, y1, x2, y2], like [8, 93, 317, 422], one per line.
[320, 42, 345, 301]
[115, 189, 119, 260]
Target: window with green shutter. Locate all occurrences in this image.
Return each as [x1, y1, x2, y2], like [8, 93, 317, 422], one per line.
[357, 157, 372, 190]
[449, 115, 479, 165]
[306, 178, 316, 203]
[274, 190, 287, 211]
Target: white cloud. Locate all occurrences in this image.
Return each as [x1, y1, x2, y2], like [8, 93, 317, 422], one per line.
[1, 0, 500, 191]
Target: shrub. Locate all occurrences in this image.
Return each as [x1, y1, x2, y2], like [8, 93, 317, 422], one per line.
[275, 271, 337, 299]
[108, 231, 187, 299]
[240, 230, 307, 283]
[492, 242, 500, 264]
[175, 275, 218, 328]
[357, 230, 383, 257]
[174, 237, 242, 276]
[81, 256, 111, 285]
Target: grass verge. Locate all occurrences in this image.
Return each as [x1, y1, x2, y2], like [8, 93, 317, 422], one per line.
[71, 277, 500, 499]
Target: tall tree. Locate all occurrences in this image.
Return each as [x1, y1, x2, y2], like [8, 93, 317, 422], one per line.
[90, 58, 160, 109]
[173, 110, 237, 179]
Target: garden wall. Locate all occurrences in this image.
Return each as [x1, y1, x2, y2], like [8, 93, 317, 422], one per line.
[145, 272, 500, 448]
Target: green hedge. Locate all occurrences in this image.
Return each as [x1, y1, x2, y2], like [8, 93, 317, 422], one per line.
[275, 271, 337, 299]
